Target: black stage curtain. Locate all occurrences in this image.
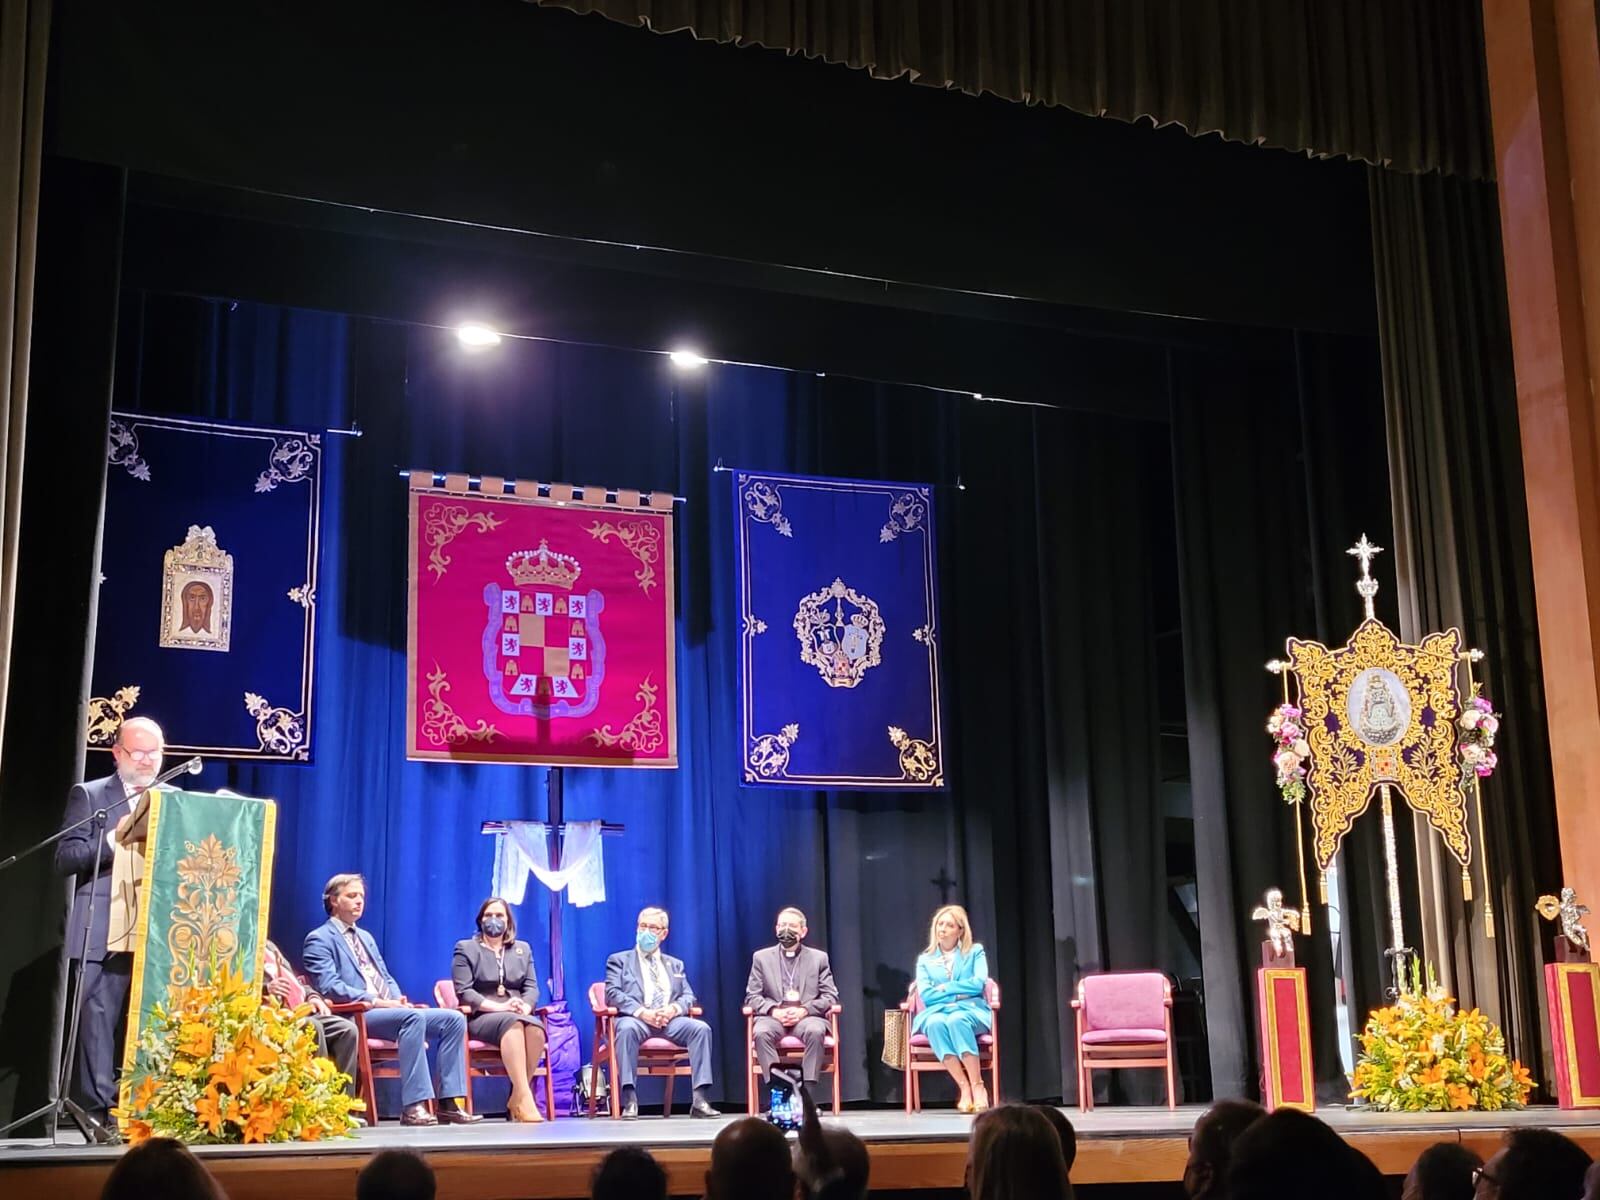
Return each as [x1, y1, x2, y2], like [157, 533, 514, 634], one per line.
[1172, 331, 1400, 1101]
[1370, 166, 1562, 1084]
[0, 158, 121, 1133]
[534, 0, 1493, 178]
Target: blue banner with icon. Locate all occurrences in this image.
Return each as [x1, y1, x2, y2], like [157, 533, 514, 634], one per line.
[86, 413, 323, 761]
[733, 470, 944, 789]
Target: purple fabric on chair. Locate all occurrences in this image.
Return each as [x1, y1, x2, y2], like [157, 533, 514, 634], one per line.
[1081, 1027, 1167, 1044]
[1080, 972, 1167, 1032]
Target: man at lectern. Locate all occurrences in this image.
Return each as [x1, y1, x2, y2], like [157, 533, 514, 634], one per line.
[54, 716, 165, 1135]
[744, 906, 838, 1101]
[604, 906, 721, 1119]
[302, 873, 482, 1126]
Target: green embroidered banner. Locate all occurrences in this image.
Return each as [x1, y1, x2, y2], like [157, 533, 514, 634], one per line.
[120, 789, 277, 1090]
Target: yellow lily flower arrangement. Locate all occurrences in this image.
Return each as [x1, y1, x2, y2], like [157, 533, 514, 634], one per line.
[113, 956, 363, 1144]
[1350, 962, 1534, 1112]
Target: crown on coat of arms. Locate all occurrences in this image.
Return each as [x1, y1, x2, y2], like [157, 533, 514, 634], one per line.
[506, 540, 582, 589]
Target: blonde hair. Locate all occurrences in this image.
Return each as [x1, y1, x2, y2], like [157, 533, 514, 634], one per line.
[925, 904, 975, 956]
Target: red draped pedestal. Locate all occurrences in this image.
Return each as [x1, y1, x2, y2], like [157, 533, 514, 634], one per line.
[1256, 964, 1314, 1112]
[1546, 961, 1600, 1109]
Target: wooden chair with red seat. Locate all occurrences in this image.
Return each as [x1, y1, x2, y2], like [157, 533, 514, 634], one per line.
[325, 997, 436, 1122]
[434, 978, 556, 1120]
[742, 1003, 843, 1115]
[899, 978, 1002, 1113]
[1072, 970, 1177, 1111]
[586, 980, 703, 1118]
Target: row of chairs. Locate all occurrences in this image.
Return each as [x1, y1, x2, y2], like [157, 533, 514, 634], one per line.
[331, 971, 1176, 1120]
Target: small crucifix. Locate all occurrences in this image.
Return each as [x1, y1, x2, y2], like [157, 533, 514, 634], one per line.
[931, 866, 958, 905]
[1347, 534, 1384, 621]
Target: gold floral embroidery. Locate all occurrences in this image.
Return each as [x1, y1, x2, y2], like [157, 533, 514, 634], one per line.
[1289, 621, 1469, 871]
[422, 503, 503, 582]
[167, 835, 243, 987]
[588, 675, 665, 753]
[888, 726, 940, 784]
[420, 665, 500, 746]
[586, 519, 662, 594]
[87, 685, 141, 746]
[746, 723, 799, 781]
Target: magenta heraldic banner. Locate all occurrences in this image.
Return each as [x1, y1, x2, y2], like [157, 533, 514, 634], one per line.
[406, 480, 677, 767]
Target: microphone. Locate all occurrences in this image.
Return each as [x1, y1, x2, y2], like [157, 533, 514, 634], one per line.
[185, 757, 203, 776]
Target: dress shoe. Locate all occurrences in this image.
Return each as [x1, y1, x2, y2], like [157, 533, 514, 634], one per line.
[400, 1102, 438, 1127]
[436, 1100, 483, 1126]
[79, 1112, 121, 1145]
[620, 1092, 639, 1120]
[689, 1098, 722, 1119]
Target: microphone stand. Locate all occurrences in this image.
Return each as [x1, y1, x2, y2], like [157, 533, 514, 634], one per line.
[0, 756, 201, 1144]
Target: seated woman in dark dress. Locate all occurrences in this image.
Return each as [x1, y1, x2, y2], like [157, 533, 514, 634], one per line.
[452, 897, 548, 1122]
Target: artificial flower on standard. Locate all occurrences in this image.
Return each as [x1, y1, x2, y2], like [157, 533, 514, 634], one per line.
[1458, 690, 1501, 780]
[113, 958, 362, 1144]
[1350, 962, 1533, 1113]
[1267, 703, 1311, 804]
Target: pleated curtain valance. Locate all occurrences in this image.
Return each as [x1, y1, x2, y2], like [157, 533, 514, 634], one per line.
[532, 0, 1493, 179]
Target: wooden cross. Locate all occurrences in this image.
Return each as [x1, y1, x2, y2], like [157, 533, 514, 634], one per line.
[931, 866, 958, 904]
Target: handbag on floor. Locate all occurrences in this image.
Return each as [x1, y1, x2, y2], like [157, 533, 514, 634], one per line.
[881, 1007, 908, 1070]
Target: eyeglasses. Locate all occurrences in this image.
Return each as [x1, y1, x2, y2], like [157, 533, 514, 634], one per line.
[638, 922, 667, 934]
[118, 747, 162, 760]
[1471, 1165, 1500, 1187]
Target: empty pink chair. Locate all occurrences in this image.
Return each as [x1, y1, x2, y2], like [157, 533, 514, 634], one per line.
[1072, 971, 1176, 1111]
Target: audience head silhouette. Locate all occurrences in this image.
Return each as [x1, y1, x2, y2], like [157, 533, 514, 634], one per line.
[100, 1138, 226, 1200]
[591, 1146, 666, 1200]
[1403, 1141, 1481, 1200]
[1228, 1108, 1385, 1200]
[1032, 1105, 1078, 1174]
[966, 1103, 1072, 1200]
[1184, 1098, 1264, 1199]
[795, 1125, 871, 1200]
[1475, 1127, 1592, 1200]
[705, 1117, 794, 1200]
[356, 1149, 435, 1200]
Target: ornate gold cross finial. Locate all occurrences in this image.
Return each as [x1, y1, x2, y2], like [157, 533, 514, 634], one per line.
[1347, 535, 1384, 621]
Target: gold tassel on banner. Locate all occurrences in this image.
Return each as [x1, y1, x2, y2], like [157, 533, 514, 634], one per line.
[1462, 868, 1473, 902]
[1319, 870, 1329, 905]
[1484, 900, 1496, 941]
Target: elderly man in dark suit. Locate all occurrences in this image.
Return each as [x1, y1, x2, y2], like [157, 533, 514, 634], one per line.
[604, 905, 720, 1119]
[744, 906, 838, 1099]
[53, 717, 165, 1139]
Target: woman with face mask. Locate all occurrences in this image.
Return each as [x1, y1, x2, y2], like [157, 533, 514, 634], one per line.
[452, 897, 549, 1121]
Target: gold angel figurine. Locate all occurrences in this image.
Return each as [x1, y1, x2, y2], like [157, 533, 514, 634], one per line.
[1536, 887, 1591, 953]
[1252, 887, 1301, 958]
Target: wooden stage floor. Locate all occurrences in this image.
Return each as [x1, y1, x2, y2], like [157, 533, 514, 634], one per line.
[5, 1105, 1600, 1199]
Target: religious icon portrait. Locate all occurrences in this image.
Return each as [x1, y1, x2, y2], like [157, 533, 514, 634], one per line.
[159, 524, 234, 652]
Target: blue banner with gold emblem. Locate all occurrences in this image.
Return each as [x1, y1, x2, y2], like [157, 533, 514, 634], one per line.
[87, 413, 323, 761]
[734, 470, 944, 789]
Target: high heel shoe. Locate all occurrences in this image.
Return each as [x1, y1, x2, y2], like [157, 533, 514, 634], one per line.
[509, 1093, 543, 1123]
[956, 1095, 975, 1114]
[972, 1086, 991, 1112]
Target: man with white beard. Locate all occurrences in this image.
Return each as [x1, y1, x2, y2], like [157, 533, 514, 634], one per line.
[54, 717, 165, 1139]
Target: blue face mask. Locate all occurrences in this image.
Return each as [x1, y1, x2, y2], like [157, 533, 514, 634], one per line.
[636, 930, 660, 954]
[481, 916, 507, 938]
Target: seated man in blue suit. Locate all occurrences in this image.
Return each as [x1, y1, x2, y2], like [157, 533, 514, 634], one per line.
[605, 905, 721, 1119]
[303, 873, 482, 1127]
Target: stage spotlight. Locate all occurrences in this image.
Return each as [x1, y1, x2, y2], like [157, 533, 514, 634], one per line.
[456, 323, 503, 349]
[669, 349, 709, 369]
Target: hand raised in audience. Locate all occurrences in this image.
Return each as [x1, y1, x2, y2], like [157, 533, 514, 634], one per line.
[266, 975, 296, 1003]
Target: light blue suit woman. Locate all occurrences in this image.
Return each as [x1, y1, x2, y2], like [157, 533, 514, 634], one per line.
[912, 904, 992, 1111]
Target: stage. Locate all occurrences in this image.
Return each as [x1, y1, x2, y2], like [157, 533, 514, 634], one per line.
[5, 1105, 1600, 1198]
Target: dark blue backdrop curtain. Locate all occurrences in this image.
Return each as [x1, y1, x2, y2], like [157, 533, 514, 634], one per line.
[106, 294, 1183, 1106]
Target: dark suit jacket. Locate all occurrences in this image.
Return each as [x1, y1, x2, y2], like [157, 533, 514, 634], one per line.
[303, 918, 402, 1003]
[54, 774, 135, 962]
[452, 937, 539, 1011]
[605, 948, 697, 1018]
[744, 945, 838, 1017]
